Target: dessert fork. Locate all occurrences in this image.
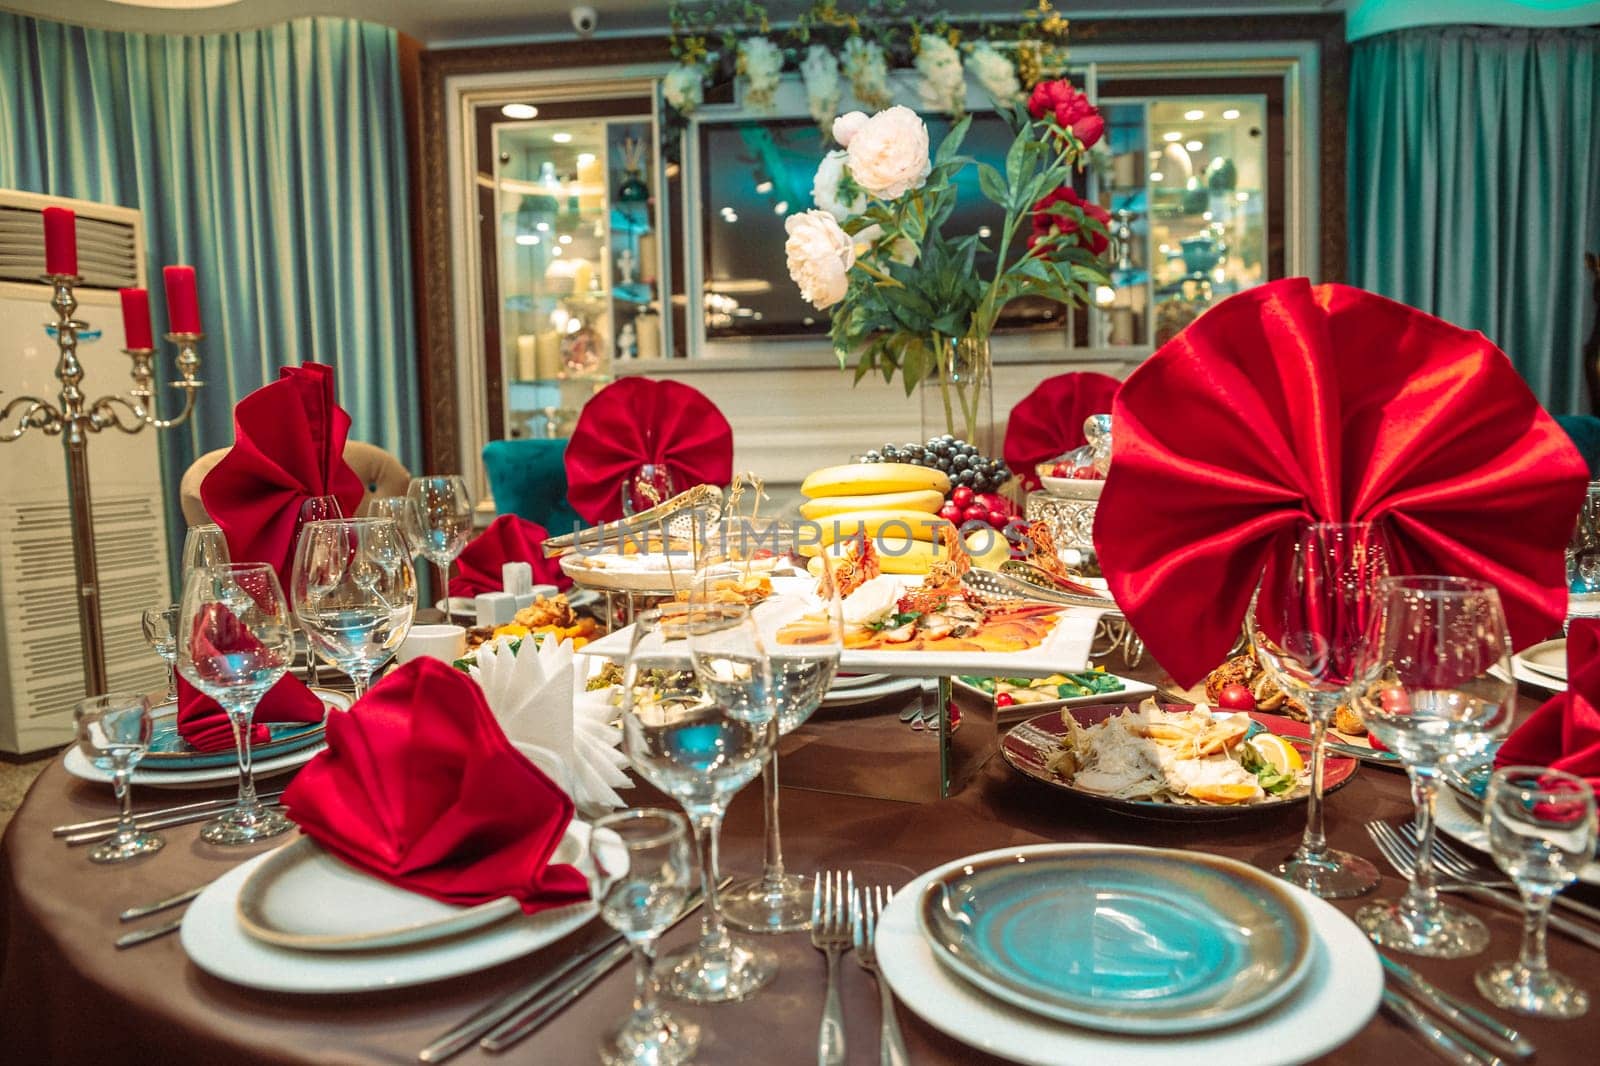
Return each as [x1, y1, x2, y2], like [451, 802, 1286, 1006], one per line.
[852, 884, 908, 1066]
[1395, 820, 1600, 925]
[811, 870, 854, 1066]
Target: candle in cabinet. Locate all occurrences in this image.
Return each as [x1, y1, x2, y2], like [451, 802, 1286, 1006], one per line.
[42, 207, 77, 276]
[515, 334, 537, 380]
[576, 155, 604, 214]
[119, 288, 155, 349]
[635, 312, 661, 359]
[535, 332, 563, 379]
[638, 233, 657, 284]
[163, 265, 202, 333]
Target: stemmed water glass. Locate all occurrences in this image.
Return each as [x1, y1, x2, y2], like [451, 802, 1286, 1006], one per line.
[622, 464, 675, 517]
[619, 603, 776, 1003]
[588, 808, 702, 1065]
[1564, 481, 1600, 630]
[74, 693, 163, 863]
[180, 523, 230, 573]
[370, 496, 424, 560]
[1249, 520, 1390, 898]
[1476, 766, 1597, 1017]
[695, 519, 843, 933]
[1352, 576, 1515, 956]
[407, 475, 473, 603]
[177, 562, 297, 845]
[290, 518, 417, 698]
[294, 496, 346, 684]
[140, 605, 180, 702]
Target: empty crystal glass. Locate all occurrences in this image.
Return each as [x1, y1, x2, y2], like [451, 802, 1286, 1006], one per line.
[1475, 766, 1597, 1017]
[622, 464, 675, 517]
[74, 692, 163, 863]
[407, 475, 473, 603]
[290, 518, 417, 697]
[369, 496, 424, 559]
[1565, 481, 1600, 631]
[140, 605, 180, 702]
[180, 523, 230, 573]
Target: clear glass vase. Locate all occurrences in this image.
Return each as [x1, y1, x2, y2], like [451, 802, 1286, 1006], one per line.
[920, 334, 994, 453]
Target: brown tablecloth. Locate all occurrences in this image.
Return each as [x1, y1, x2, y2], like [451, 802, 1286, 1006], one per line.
[4, 663, 1598, 1065]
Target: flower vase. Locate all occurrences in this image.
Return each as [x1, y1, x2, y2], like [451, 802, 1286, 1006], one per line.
[920, 334, 994, 453]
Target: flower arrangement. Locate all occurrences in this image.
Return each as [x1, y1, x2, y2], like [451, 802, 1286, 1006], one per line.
[784, 83, 1112, 442]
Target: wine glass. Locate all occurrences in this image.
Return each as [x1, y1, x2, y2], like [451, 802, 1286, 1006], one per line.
[696, 518, 843, 933]
[1564, 481, 1600, 630]
[294, 496, 345, 684]
[588, 808, 702, 1065]
[1352, 576, 1515, 957]
[140, 605, 180, 702]
[180, 523, 230, 573]
[74, 693, 163, 863]
[177, 563, 297, 845]
[622, 464, 675, 517]
[407, 475, 473, 605]
[1249, 520, 1390, 898]
[1475, 766, 1597, 1017]
[290, 518, 417, 697]
[369, 496, 424, 559]
[619, 603, 777, 1003]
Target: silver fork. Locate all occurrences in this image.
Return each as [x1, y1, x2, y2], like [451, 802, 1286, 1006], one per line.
[811, 870, 854, 1066]
[1366, 821, 1600, 951]
[852, 885, 908, 1066]
[1396, 820, 1600, 925]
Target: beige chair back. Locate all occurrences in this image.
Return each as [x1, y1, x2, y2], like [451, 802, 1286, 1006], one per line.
[178, 441, 412, 526]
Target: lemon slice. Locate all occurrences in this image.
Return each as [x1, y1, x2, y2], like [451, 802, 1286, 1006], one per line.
[1247, 733, 1304, 775]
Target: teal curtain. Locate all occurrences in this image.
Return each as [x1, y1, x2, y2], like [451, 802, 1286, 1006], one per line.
[1349, 26, 1600, 413]
[0, 13, 418, 578]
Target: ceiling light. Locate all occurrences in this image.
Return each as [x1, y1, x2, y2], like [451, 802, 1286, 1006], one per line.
[773, 201, 789, 215]
[1235, 191, 1249, 202]
[723, 211, 739, 223]
[1149, 171, 1164, 182]
[558, 234, 573, 245]
[501, 103, 538, 120]
[1184, 109, 1205, 121]
[551, 246, 563, 256]
[576, 152, 596, 165]
[514, 234, 540, 246]
[1094, 285, 1117, 306]
[1222, 108, 1240, 120]
[755, 180, 774, 194]
[1185, 140, 1204, 152]
[551, 132, 572, 144]
[536, 221, 550, 232]
[1201, 210, 1213, 221]
[1162, 132, 1182, 143]
[1158, 243, 1171, 254]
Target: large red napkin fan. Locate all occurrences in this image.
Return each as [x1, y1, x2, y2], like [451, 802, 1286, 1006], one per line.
[1004, 372, 1121, 489]
[563, 377, 733, 523]
[1094, 278, 1588, 687]
[199, 363, 366, 587]
[449, 515, 568, 597]
[282, 657, 589, 914]
[1496, 620, 1600, 793]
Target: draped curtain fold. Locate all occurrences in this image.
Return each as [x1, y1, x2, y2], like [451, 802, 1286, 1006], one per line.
[0, 12, 418, 577]
[1349, 25, 1600, 413]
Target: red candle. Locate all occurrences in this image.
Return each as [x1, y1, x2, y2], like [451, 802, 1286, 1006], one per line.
[119, 288, 154, 349]
[163, 265, 201, 334]
[42, 207, 77, 277]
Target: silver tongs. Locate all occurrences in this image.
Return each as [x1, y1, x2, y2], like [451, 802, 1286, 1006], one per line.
[961, 567, 1117, 612]
[541, 484, 724, 558]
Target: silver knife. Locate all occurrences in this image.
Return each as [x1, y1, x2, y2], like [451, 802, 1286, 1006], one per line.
[53, 790, 286, 836]
[115, 918, 184, 950]
[119, 881, 214, 922]
[1381, 958, 1533, 1061]
[1382, 988, 1505, 1066]
[64, 803, 283, 847]
[1445, 885, 1600, 952]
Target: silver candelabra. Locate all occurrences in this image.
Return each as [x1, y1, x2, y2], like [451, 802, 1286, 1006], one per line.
[0, 273, 203, 695]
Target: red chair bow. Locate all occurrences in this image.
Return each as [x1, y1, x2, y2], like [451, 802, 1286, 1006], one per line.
[1004, 372, 1121, 489]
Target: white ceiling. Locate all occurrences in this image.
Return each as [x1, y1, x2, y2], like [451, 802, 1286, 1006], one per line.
[0, 0, 1344, 48]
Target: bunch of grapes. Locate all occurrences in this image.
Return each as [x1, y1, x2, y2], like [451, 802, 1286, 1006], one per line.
[862, 435, 1013, 494]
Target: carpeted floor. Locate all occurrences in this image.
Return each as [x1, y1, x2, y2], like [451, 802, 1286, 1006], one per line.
[0, 753, 54, 833]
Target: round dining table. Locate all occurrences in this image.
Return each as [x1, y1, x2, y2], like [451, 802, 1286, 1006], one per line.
[3, 649, 1596, 1065]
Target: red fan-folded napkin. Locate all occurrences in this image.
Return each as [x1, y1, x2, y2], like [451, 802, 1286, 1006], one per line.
[200, 363, 366, 586]
[1094, 278, 1588, 687]
[1004, 372, 1121, 489]
[449, 515, 569, 597]
[564, 377, 733, 523]
[1496, 620, 1600, 792]
[282, 657, 588, 914]
[176, 600, 324, 751]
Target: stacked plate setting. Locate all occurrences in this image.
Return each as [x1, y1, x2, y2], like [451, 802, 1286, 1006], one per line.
[877, 843, 1383, 1066]
[1509, 637, 1568, 691]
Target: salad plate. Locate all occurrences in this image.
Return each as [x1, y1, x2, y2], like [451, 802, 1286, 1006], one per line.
[135, 688, 345, 770]
[918, 846, 1313, 1034]
[1001, 704, 1357, 821]
[878, 844, 1382, 1066]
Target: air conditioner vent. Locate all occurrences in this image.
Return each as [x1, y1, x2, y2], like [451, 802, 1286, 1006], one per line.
[0, 204, 139, 290]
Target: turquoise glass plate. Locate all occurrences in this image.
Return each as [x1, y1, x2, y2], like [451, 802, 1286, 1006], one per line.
[917, 845, 1313, 1034]
[105, 688, 346, 772]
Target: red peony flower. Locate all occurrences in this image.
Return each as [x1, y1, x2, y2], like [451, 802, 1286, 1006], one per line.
[1028, 186, 1111, 257]
[1025, 79, 1104, 149]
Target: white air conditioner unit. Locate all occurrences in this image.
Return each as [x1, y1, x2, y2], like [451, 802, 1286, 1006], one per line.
[0, 189, 171, 753]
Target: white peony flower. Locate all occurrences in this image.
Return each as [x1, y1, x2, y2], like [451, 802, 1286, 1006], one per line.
[840, 37, 892, 110]
[800, 45, 842, 130]
[914, 35, 966, 115]
[812, 149, 865, 222]
[968, 41, 1021, 104]
[785, 209, 856, 310]
[663, 64, 704, 114]
[469, 637, 631, 817]
[846, 105, 931, 200]
[739, 36, 784, 111]
[831, 110, 868, 147]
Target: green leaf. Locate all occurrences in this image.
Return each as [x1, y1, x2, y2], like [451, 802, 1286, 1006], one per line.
[1004, 128, 1028, 189]
[935, 114, 972, 166]
[977, 163, 1008, 209]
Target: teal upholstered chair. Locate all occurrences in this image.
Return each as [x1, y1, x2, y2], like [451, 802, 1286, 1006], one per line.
[482, 438, 585, 536]
[1556, 415, 1600, 477]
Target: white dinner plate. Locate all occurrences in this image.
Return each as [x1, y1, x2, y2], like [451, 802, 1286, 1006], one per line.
[1503, 657, 1566, 693]
[1436, 788, 1600, 886]
[183, 841, 598, 993]
[1514, 638, 1567, 682]
[821, 676, 922, 707]
[829, 673, 891, 690]
[876, 844, 1382, 1066]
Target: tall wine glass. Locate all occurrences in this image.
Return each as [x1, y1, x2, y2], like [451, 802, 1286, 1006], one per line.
[1352, 576, 1515, 957]
[696, 518, 843, 933]
[140, 605, 180, 702]
[177, 563, 297, 845]
[181, 523, 230, 573]
[294, 496, 345, 684]
[370, 496, 424, 560]
[622, 464, 675, 517]
[1564, 481, 1600, 630]
[407, 475, 473, 605]
[1476, 766, 1597, 1017]
[1249, 520, 1390, 898]
[619, 603, 776, 1003]
[290, 518, 417, 697]
[588, 808, 701, 1065]
[74, 693, 163, 863]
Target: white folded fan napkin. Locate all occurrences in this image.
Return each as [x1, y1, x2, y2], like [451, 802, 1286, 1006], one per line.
[469, 635, 632, 817]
